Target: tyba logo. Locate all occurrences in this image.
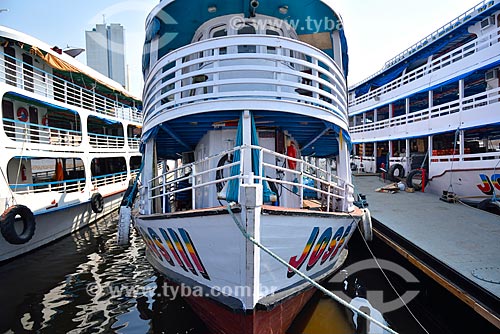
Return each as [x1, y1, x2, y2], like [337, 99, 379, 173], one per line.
[330, 259, 420, 313]
[140, 227, 210, 280]
[287, 223, 353, 278]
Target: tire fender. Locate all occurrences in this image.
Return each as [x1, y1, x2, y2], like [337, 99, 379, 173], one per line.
[0, 205, 36, 244]
[91, 192, 104, 213]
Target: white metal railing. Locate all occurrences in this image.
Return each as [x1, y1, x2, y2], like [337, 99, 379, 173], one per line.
[92, 171, 128, 188]
[350, 24, 500, 107]
[88, 132, 125, 149]
[0, 51, 141, 122]
[128, 137, 140, 149]
[147, 145, 352, 214]
[11, 178, 86, 194]
[350, 0, 497, 89]
[350, 86, 500, 134]
[143, 35, 347, 125]
[2, 118, 82, 146]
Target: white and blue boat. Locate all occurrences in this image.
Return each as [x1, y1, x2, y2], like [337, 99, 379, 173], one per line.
[0, 26, 142, 262]
[133, 0, 367, 333]
[349, 0, 500, 213]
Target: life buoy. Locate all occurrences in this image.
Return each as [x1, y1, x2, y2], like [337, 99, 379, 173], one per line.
[387, 163, 404, 182]
[0, 205, 36, 244]
[286, 143, 298, 170]
[360, 208, 373, 241]
[90, 192, 104, 213]
[17, 107, 28, 122]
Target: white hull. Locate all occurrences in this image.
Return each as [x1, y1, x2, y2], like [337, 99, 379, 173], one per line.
[0, 192, 123, 262]
[135, 206, 359, 311]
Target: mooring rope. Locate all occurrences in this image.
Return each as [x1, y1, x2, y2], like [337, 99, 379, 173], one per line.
[227, 203, 398, 334]
[355, 221, 431, 334]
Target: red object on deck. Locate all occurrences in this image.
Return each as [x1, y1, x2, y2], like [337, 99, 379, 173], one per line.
[380, 162, 386, 179]
[420, 168, 426, 192]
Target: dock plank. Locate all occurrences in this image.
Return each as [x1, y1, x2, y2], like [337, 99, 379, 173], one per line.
[353, 176, 500, 306]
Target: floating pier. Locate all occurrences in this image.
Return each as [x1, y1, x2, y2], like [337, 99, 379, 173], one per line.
[353, 175, 500, 329]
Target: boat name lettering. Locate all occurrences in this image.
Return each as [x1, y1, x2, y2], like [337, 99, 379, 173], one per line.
[287, 223, 353, 278]
[477, 174, 500, 195]
[139, 227, 210, 280]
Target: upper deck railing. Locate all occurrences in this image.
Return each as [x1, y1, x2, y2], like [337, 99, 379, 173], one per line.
[350, 86, 500, 135]
[0, 51, 142, 122]
[2, 118, 82, 146]
[349, 25, 500, 109]
[143, 35, 347, 126]
[350, 0, 497, 89]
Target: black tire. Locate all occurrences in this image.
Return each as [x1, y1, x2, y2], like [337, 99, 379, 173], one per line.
[387, 163, 404, 182]
[120, 185, 138, 208]
[91, 193, 104, 213]
[0, 205, 36, 244]
[406, 169, 424, 191]
[478, 199, 500, 215]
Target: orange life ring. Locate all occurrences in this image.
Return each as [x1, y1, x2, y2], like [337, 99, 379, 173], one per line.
[17, 107, 28, 122]
[287, 143, 298, 170]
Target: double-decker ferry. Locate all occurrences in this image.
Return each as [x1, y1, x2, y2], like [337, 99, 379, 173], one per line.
[349, 0, 500, 213]
[131, 1, 373, 333]
[0, 26, 142, 262]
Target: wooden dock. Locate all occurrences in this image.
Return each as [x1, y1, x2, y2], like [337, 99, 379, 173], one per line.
[353, 175, 500, 329]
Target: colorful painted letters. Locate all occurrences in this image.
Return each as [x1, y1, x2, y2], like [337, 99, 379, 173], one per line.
[287, 223, 353, 278]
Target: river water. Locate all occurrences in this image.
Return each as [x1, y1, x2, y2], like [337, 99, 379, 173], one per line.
[0, 214, 497, 333]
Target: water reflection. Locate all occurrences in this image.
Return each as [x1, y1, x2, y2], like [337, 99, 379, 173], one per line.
[0, 214, 206, 334]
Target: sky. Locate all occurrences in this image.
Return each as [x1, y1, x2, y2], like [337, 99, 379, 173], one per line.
[0, 0, 484, 96]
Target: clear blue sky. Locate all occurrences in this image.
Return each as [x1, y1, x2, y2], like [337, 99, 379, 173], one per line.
[0, 0, 483, 96]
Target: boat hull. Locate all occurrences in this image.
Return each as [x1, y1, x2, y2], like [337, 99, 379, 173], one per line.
[135, 206, 359, 333]
[0, 192, 123, 262]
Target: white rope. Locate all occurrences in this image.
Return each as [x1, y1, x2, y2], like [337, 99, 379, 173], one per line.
[356, 223, 430, 334]
[227, 204, 398, 334]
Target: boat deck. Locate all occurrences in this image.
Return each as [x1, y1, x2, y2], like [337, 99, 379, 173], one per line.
[352, 175, 500, 327]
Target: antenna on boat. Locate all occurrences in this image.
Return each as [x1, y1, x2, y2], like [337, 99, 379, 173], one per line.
[249, 0, 259, 17]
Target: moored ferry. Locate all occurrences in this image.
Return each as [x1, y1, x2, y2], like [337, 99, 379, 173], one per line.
[349, 0, 500, 211]
[133, 1, 370, 333]
[0, 26, 142, 262]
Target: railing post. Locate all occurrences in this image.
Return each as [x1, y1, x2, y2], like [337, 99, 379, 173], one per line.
[162, 173, 166, 213]
[299, 160, 304, 208]
[191, 165, 196, 210]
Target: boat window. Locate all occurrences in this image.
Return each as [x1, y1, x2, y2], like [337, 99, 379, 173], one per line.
[212, 27, 227, 55]
[432, 132, 459, 156]
[4, 46, 16, 86]
[91, 157, 126, 177]
[22, 53, 34, 92]
[238, 24, 256, 53]
[266, 29, 280, 54]
[1, 99, 15, 138]
[8, 157, 86, 193]
[463, 125, 500, 157]
[130, 156, 142, 171]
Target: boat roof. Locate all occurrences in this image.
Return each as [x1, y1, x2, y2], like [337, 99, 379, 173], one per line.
[350, 0, 500, 95]
[0, 25, 141, 103]
[143, 0, 347, 75]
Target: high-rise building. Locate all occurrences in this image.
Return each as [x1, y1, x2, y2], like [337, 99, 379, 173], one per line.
[85, 23, 126, 87]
